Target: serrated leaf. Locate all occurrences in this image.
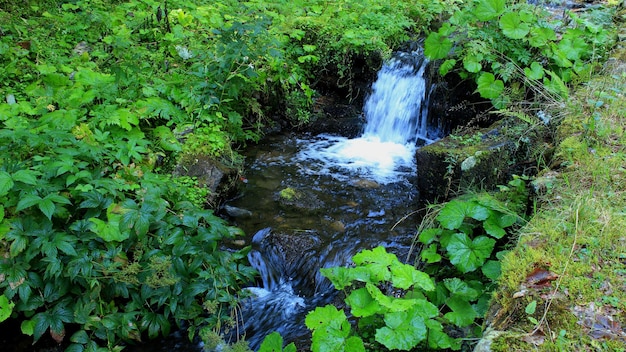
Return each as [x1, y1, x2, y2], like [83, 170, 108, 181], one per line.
[473, 0, 505, 21]
[483, 217, 506, 239]
[376, 307, 427, 350]
[259, 331, 285, 352]
[12, 169, 39, 185]
[38, 198, 56, 220]
[499, 12, 530, 39]
[437, 199, 489, 230]
[16, 194, 42, 212]
[0, 294, 15, 322]
[529, 27, 557, 48]
[443, 278, 480, 300]
[444, 296, 477, 327]
[476, 72, 504, 99]
[446, 233, 496, 273]
[0, 171, 15, 196]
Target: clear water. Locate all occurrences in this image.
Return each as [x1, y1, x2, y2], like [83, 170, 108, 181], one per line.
[224, 50, 437, 350]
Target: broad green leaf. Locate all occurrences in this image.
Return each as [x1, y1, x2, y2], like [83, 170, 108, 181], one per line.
[344, 336, 365, 352]
[443, 278, 480, 300]
[426, 319, 459, 349]
[345, 287, 381, 317]
[439, 59, 457, 76]
[437, 199, 489, 230]
[444, 296, 477, 327]
[499, 12, 530, 39]
[424, 32, 452, 60]
[418, 228, 442, 244]
[476, 72, 504, 99]
[528, 27, 557, 48]
[0, 205, 4, 223]
[483, 217, 506, 239]
[473, 0, 505, 21]
[12, 169, 39, 185]
[524, 62, 545, 80]
[16, 194, 42, 212]
[0, 171, 14, 196]
[89, 217, 128, 242]
[259, 332, 297, 352]
[376, 307, 427, 350]
[38, 198, 55, 220]
[305, 305, 347, 331]
[420, 243, 442, 264]
[390, 263, 435, 291]
[558, 34, 588, 61]
[544, 70, 569, 98]
[481, 260, 501, 280]
[0, 294, 14, 322]
[446, 233, 496, 273]
[21, 319, 35, 335]
[463, 55, 482, 73]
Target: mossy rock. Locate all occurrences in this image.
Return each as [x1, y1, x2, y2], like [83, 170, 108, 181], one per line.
[173, 154, 239, 204]
[416, 117, 551, 202]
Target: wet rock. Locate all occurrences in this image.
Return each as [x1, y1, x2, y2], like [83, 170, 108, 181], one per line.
[351, 178, 380, 189]
[222, 205, 253, 218]
[173, 154, 238, 204]
[275, 187, 325, 214]
[416, 117, 551, 202]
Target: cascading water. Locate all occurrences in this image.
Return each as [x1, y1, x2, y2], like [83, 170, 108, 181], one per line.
[224, 49, 439, 351]
[295, 50, 436, 185]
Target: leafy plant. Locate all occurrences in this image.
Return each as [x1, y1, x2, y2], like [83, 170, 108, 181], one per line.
[424, 0, 615, 108]
[309, 246, 460, 351]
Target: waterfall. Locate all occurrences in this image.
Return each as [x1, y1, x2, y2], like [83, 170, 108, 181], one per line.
[231, 49, 435, 351]
[295, 49, 435, 185]
[362, 52, 433, 145]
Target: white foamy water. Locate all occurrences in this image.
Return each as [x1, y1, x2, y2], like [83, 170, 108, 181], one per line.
[295, 52, 432, 185]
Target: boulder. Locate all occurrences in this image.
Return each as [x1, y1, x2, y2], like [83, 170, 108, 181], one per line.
[416, 116, 552, 202]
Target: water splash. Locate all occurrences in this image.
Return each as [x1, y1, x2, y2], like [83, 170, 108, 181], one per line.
[295, 50, 434, 185]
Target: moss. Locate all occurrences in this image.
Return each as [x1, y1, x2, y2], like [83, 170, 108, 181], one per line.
[488, 49, 626, 351]
[279, 187, 299, 200]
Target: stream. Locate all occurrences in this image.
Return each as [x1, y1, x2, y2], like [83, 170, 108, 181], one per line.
[220, 49, 443, 350]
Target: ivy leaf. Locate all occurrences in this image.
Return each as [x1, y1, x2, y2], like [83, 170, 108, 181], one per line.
[446, 233, 496, 273]
[424, 32, 452, 60]
[473, 0, 505, 21]
[444, 296, 478, 327]
[499, 12, 530, 39]
[476, 72, 504, 99]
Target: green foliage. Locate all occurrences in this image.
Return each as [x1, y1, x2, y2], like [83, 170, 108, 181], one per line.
[424, 0, 616, 108]
[258, 332, 297, 352]
[310, 247, 459, 351]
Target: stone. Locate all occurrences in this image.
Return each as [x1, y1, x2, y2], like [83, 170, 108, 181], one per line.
[416, 117, 551, 202]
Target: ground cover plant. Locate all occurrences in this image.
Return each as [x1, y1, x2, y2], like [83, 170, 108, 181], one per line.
[0, 0, 453, 349]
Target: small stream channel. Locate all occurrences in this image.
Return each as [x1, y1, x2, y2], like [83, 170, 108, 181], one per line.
[220, 49, 444, 350]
